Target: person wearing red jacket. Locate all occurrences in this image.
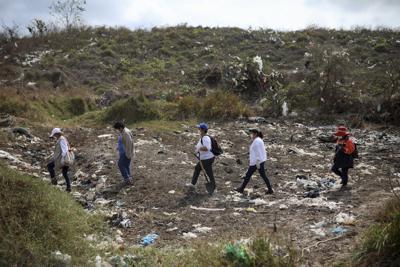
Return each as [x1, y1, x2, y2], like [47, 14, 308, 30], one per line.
[331, 126, 355, 188]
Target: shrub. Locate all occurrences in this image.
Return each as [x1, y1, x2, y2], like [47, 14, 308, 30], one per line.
[200, 91, 250, 120]
[103, 95, 160, 123]
[0, 96, 29, 116]
[0, 165, 101, 266]
[68, 97, 86, 116]
[354, 197, 400, 266]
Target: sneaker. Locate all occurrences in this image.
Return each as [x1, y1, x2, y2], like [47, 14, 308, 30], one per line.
[185, 183, 195, 188]
[266, 189, 274, 195]
[66, 188, 71, 193]
[234, 187, 244, 194]
[124, 179, 133, 186]
[51, 178, 57, 185]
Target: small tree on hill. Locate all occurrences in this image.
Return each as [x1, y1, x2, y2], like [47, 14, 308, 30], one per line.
[49, 0, 86, 30]
[27, 19, 48, 37]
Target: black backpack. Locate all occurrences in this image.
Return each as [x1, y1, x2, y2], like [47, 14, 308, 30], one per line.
[201, 135, 223, 156]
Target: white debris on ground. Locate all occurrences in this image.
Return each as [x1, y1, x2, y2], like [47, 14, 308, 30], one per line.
[335, 213, 356, 225]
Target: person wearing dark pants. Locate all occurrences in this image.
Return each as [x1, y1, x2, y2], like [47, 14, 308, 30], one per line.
[47, 161, 71, 191]
[236, 129, 273, 194]
[186, 122, 216, 194]
[47, 128, 72, 192]
[331, 165, 349, 186]
[191, 157, 215, 192]
[331, 126, 355, 188]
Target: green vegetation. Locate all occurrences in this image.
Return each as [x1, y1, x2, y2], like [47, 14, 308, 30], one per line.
[1, 26, 400, 125]
[353, 197, 400, 266]
[108, 236, 298, 267]
[103, 94, 160, 123]
[0, 165, 103, 266]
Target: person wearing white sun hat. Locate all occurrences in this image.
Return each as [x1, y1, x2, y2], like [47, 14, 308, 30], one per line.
[47, 128, 72, 192]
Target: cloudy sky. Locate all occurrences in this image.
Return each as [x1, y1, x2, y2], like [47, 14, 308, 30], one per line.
[1, 0, 399, 32]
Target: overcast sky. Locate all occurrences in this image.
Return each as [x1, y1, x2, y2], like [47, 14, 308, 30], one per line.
[1, 0, 400, 32]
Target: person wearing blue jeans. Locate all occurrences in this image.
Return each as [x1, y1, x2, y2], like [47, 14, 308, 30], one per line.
[114, 122, 134, 186]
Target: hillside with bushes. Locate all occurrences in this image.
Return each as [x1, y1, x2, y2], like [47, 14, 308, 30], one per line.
[1, 25, 400, 125]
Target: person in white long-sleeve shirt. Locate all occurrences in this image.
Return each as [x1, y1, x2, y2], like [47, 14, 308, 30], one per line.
[235, 128, 273, 194]
[47, 128, 72, 192]
[186, 122, 216, 194]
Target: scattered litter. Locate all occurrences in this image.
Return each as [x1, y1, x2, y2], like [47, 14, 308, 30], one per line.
[193, 224, 212, 233]
[166, 227, 178, 232]
[331, 226, 348, 235]
[335, 213, 356, 225]
[310, 228, 326, 237]
[97, 134, 113, 139]
[190, 206, 225, 212]
[303, 190, 320, 198]
[310, 221, 327, 237]
[120, 219, 132, 228]
[163, 212, 177, 216]
[279, 204, 288, 210]
[140, 233, 159, 246]
[225, 243, 251, 265]
[249, 198, 268, 206]
[183, 232, 198, 239]
[245, 207, 257, 213]
[51, 251, 71, 264]
[168, 190, 176, 194]
[288, 147, 318, 157]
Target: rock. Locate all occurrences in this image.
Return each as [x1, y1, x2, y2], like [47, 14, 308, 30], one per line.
[51, 250, 71, 266]
[12, 127, 32, 138]
[303, 190, 320, 198]
[0, 115, 13, 127]
[224, 167, 233, 174]
[85, 191, 96, 201]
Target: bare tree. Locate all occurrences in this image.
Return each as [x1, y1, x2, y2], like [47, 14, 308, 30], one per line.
[0, 20, 20, 41]
[27, 19, 48, 37]
[49, 0, 86, 30]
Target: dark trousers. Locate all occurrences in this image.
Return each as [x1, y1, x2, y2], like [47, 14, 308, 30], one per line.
[47, 161, 71, 191]
[118, 153, 132, 181]
[331, 165, 349, 186]
[192, 157, 215, 190]
[239, 162, 273, 191]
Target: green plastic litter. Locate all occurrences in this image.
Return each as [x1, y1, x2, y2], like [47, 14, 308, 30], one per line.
[225, 243, 251, 266]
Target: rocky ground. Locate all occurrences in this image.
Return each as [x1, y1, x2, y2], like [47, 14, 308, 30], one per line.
[1, 119, 399, 266]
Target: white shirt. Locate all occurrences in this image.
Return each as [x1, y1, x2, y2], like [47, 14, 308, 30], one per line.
[59, 136, 69, 158]
[195, 135, 214, 160]
[249, 137, 267, 166]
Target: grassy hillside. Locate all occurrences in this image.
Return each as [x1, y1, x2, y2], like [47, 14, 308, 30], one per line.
[1, 25, 399, 125]
[0, 165, 102, 266]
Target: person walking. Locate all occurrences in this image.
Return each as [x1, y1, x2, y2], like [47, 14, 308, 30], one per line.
[47, 128, 72, 192]
[113, 122, 134, 186]
[235, 128, 273, 194]
[331, 126, 355, 188]
[187, 123, 216, 194]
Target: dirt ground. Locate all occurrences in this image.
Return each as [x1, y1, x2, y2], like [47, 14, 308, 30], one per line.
[1, 119, 399, 266]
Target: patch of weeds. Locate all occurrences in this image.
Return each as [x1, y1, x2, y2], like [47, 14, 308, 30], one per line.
[103, 94, 160, 123]
[0, 165, 103, 266]
[353, 197, 400, 266]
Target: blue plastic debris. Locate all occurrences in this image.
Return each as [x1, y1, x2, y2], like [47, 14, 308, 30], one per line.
[331, 226, 348, 235]
[140, 233, 159, 246]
